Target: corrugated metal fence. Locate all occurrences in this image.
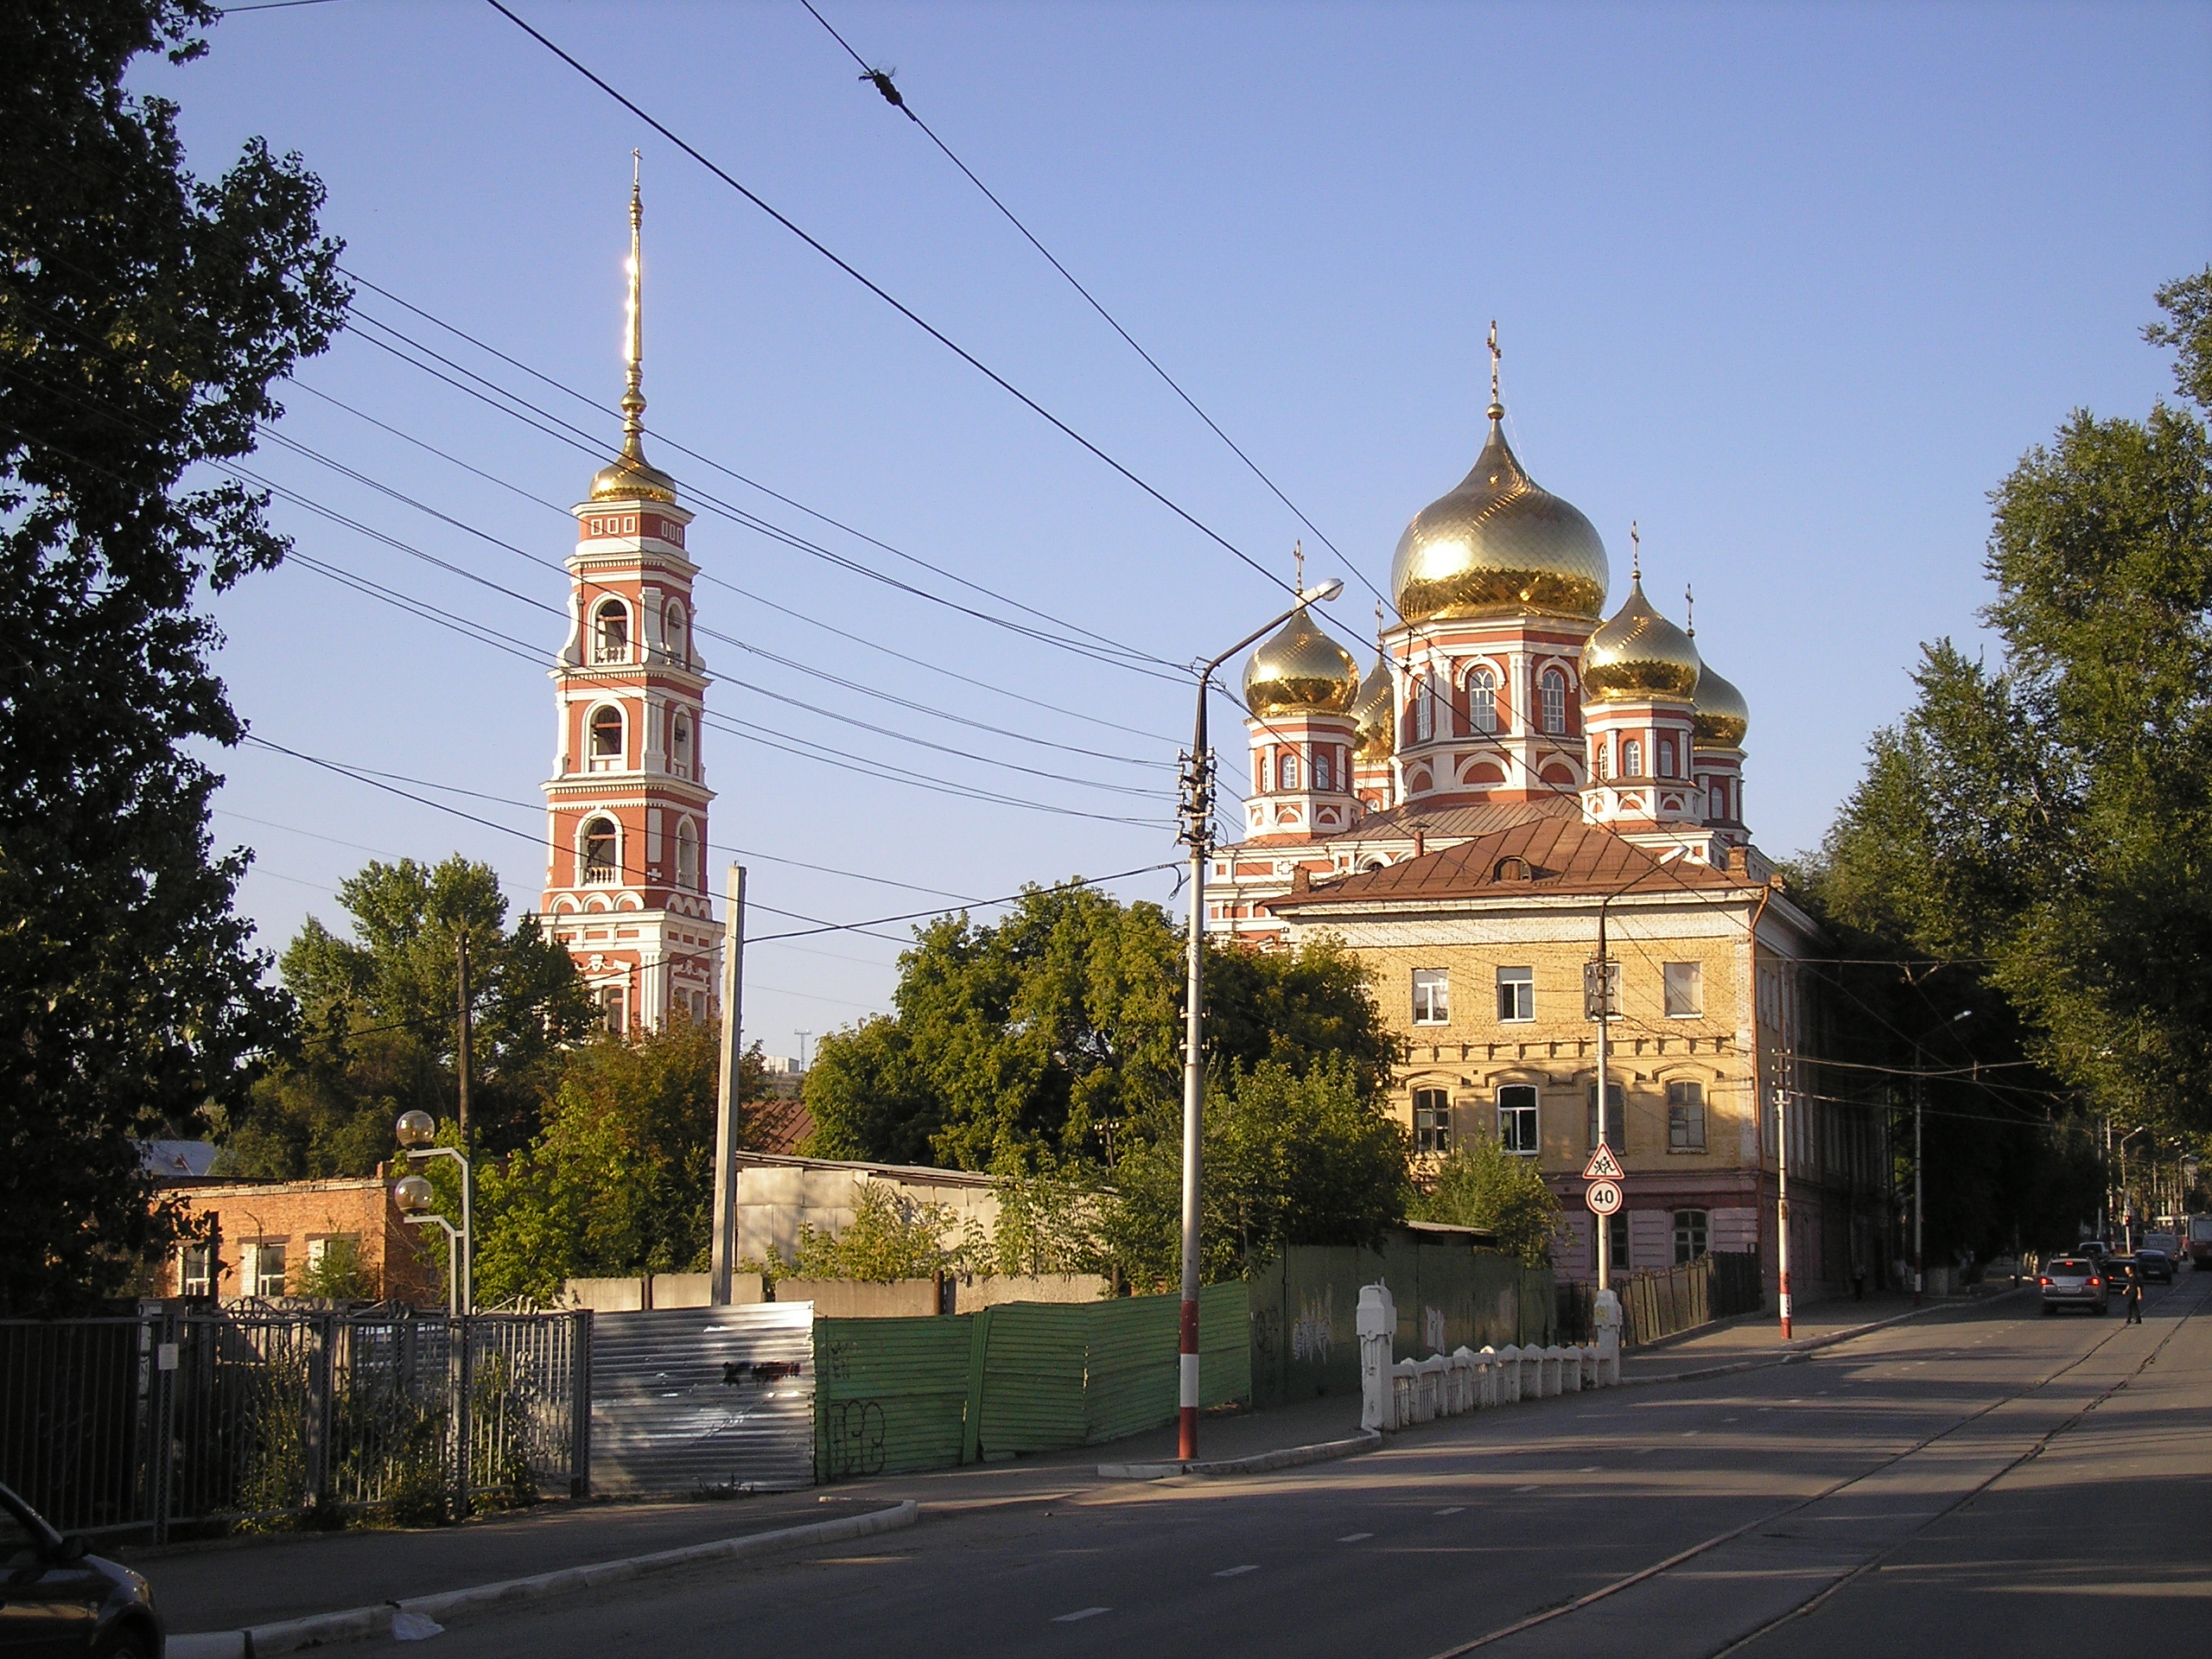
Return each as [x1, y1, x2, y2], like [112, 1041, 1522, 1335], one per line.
[588, 1304, 816, 1496]
[1246, 1238, 1554, 1408]
[813, 1282, 1249, 1482]
[0, 1308, 588, 1541]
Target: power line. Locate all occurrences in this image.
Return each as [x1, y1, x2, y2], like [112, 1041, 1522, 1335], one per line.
[798, 0, 1397, 622]
[480, 0, 1304, 604]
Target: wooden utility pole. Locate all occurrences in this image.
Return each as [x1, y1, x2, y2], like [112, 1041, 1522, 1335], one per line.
[710, 866, 747, 1305]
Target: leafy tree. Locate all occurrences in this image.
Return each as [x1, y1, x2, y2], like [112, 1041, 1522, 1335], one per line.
[293, 1235, 373, 1301]
[0, 1, 347, 1313]
[786, 1182, 980, 1283]
[218, 856, 600, 1173]
[471, 1020, 768, 1306]
[1413, 1136, 1563, 1265]
[802, 883, 1398, 1171]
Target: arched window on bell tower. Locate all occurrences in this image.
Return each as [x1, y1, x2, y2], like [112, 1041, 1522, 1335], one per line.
[664, 600, 687, 665]
[593, 599, 631, 664]
[676, 817, 700, 891]
[581, 817, 619, 885]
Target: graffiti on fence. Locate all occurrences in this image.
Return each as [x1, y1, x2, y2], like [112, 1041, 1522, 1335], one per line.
[721, 1360, 804, 1386]
[1291, 1287, 1334, 1363]
[821, 1399, 886, 1480]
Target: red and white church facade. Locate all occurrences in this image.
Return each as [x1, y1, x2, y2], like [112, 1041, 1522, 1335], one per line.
[537, 172, 721, 1031]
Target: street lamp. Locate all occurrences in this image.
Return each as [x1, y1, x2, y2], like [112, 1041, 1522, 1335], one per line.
[394, 1110, 473, 1316]
[1910, 1010, 1971, 1306]
[1176, 576, 1343, 1463]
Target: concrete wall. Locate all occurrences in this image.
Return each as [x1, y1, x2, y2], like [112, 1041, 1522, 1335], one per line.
[777, 1278, 940, 1318]
[562, 1273, 764, 1312]
[957, 1274, 1109, 1310]
[734, 1163, 999, 1268]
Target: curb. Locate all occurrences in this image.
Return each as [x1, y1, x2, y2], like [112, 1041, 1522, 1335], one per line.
[1097, 1428, 1382, 1481]
[166, 1500, 919, 1658]
[1619, 1287, 2029, 1387]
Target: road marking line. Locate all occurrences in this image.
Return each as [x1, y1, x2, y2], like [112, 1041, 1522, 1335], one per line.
[1578, 1465, 1602, 1472]
[1054, 1607, 1110, 1623]
[1512, 1484, 1541, 1493]
[1338, 1532, 1374, 1542]
[1213, 1565, 1259, 1578]
[1433, 1506, 1465, 1516]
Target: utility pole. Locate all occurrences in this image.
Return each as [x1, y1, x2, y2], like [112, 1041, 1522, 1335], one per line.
[1585, 849, 1681, 1291]
[1775, 1079, 1793, 1339]
[1913, 1041, 1924, 1307]
[711, 865, 747, 1306]
[454, 931, 474, 1314]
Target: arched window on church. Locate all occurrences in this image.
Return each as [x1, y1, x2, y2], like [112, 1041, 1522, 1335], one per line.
[589, 705, 625, 772]
[676, 818, 699, 891]
[1279, 751, 1299, 791]
[1657, 737, 1676, 779]
[1594, 740, 1610, 780]
[581, 817, 618, 885]
[1468, 665, 1498, 735]
[1313, 748, 1332, 791]
[1711, 783, 1727, 820]
[1541, 669, 1567, 735]
[664, 601, 687, 664]
[1413, 677, 1434, 742]
[1622, 738, 1643, 778]
[593, 600, 630, 664]
[670, 709, 691, 777]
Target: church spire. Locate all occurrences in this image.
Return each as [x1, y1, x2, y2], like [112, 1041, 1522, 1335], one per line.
[1486, 319, 1503, 423]
[589, 153, 677, 505]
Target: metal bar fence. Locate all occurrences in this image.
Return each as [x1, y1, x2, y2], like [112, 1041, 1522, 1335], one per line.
[0, 1309, 589, 1541]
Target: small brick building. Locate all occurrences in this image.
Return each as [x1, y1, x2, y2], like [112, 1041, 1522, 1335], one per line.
[155, 1175, 443, 1307]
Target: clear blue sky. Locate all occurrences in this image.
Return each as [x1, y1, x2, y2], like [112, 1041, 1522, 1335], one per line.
[145, 1, 2211, 1059]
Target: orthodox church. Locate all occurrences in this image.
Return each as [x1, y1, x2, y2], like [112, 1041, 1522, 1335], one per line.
[1224, 341, 1888, 1300]
[536, 169, 723, 1033]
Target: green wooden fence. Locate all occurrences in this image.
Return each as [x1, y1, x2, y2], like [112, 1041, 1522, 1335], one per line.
[812, 1281, 1249, 1482]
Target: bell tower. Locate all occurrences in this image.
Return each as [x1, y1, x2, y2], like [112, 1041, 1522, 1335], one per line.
[539, 158, 723, 1032]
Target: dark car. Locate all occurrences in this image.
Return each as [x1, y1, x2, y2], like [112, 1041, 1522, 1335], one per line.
[0, 1481, 162, 1656]
[2133, 1249, 2177, 1285]
[2039, 1256, 2109, 1314]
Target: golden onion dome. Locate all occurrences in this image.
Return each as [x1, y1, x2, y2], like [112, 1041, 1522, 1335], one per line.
[1351, 650, 1395, 760]
[590, 434, 678, 505]
[1582, 576, 1701, 702]
[1390, 410, 1611, 624]
[1690, 660, 1750, 750]
[1243, 608, 1362, 718]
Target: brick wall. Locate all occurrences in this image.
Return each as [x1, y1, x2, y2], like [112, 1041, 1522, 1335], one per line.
[157, 1177, 442, 1307]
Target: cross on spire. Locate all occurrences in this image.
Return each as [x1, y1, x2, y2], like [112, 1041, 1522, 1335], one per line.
[1293, 540, 1305, 597]
[1630, 520, 1641, 582]
[1486, 320, 1503, 419]
[1684, 582, 1695, 636]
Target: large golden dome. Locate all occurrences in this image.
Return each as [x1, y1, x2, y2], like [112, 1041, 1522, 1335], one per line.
[1690, 660, 1750, 749]
[1390, 411, 1610, 623]
[1583, 576, 1701, 702]
[590, 433, 678, 505]
[1351, 649, 1394, 760]
[1243, 608, 1361, 718]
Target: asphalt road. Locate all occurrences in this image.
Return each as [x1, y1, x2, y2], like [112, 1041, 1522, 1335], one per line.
[423, 1277, 2209, 1659]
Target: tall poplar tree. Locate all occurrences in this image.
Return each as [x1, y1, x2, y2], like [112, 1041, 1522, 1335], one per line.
[0, 1, 349, 1311]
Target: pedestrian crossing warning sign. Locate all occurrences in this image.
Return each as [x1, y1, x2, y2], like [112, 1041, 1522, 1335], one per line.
[1582, 1143, 1624, 1180]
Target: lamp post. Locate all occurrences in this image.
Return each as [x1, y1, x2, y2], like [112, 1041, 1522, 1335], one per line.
[1910, 1010, 1972, 1305]
[394, 1109, 473, 1314]
[1176, 577, 1342, 1463]
[1584, 848, 1685, 1294]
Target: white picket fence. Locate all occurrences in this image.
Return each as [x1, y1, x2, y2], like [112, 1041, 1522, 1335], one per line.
[1357, 1281, 1621, 1432]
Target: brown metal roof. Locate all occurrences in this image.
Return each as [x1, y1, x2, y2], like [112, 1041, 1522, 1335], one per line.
[1282, 816, 1747, 907]
[1324, 795, 1580, 844]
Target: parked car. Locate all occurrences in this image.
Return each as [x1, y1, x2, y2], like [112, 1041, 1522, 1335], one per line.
[2134, 1249, 2177, 1285]
[2038, 1257, 2109, 1315]
[0, 1481, 163, 1656]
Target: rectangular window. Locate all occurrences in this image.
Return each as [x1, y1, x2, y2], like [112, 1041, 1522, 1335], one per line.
[1497, 1085, 1539, 1154]
[1412, 969, 1450, 1026]
[246, 1241, 287, 1299]
[179, 1243, 212, 1297]
[1664, 961, 1703, 1018]
[1610, 1211, 1630, 1270]
[1668, 1080, 1707, 1150]
[1497, 966, 1534, 1022]
[1586, 1082, 1624, 1151]
[601, 988, 627, 1033]
[1414, 1088, 1452, 1155]
[1674, 1209, 1709, 1264]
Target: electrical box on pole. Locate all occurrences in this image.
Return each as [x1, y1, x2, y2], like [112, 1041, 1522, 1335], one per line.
[1584, 958, 1620, 1021]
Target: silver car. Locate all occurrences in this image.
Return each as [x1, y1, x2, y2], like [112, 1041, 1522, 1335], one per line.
[2039, 1256, 2109, 1314]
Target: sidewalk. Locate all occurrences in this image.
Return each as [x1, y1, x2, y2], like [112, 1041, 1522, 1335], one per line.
[1620, 1287, 2013, 1381]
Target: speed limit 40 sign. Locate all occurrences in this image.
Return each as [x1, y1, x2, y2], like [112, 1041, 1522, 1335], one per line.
[1585, 1179, 1623, 1216]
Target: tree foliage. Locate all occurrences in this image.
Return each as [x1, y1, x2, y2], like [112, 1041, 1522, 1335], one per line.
[0, 1, 348, 1313]
[1413, 1137, 1563, 1266]
[218, 856, 600, 1174]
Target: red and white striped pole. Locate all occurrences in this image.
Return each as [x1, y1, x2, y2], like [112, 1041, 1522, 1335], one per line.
[1775, 1082, 1793, 1340]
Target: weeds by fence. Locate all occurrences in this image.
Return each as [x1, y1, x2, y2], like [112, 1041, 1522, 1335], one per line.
[0, 1306, 590, 1541]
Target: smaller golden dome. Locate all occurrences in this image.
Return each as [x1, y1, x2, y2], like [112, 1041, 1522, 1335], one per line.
[1583, 576, 1701, 702]
[1351, 650, 1395, 760]
[1691, 661, 1750, 750]
[591, 434, 677, 505]
[1243, 608, 1361, 718]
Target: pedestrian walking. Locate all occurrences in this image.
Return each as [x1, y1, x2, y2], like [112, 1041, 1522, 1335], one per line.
[2124, 1264, 2144, 1325]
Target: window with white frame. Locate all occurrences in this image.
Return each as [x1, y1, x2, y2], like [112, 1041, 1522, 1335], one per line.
[1279, 751, 1299, 791]
[1541, 668, 1567, 735]
[664, 600, 687, 664]
[1711, 783, 1726, 819]
[581, 817, 619, 884]
[1657, 737, 1675, 778]
[676, 818, 700, 891]
[1586, 1081, 1624, 1150]
[1594, 740, 1610, 779]
[601, 988, 627, 1033]
[179, 1243, 213, 1296]
[1414, 1087, 1452, 1154]
[1313, 747, 1332, 791]
[1413, 678, 1433, 741]
[1622, 737, 1643, 777]
[1664, 961, 1703, 1017]
[1497, 965, 1534, 1022]
[1497, 1084, 1538, 1154]
[593, 600, 630, 664]
[1668, 1080, 1707, 1150]
[670, 709, 692, 775]
[1674, 1208, 1709, 1263]
[1468, 665, 1498, 734]
[1411, 969, 1450, 1025]
[245, 1241, 287, 1299]
[588, 705, 625, 771]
